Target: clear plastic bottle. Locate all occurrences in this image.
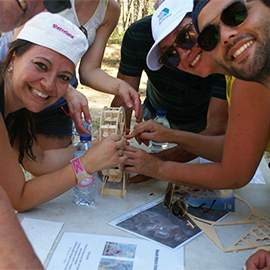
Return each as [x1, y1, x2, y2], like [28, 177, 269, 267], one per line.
[72, 120, 92, 146]
[149, 110, 170, 153]
[73, 134, 96, 206]
[72, 121, 80, 146]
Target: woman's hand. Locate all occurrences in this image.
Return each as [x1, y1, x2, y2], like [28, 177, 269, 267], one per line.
[81, 134, 127, 174]
[63, 85, 92, 134]
[117, 78, 143, 124]
[125, 120, 171, 146]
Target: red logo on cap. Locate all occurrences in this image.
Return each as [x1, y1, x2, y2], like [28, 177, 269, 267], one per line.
[52, 24, 74, 39]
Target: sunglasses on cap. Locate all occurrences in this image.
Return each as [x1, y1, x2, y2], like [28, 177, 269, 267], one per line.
[158, 21, 197, 69]
[197, 0, 251, 52]
[163, 183, 189, 218]
[43, 0, 71, 13]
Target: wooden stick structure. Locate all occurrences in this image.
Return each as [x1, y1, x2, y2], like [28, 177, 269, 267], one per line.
[187, 195, 270, 252]
[99, 106, 128, 197]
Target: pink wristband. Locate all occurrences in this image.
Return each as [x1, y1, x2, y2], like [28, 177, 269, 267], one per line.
[70, 157, 89, 184]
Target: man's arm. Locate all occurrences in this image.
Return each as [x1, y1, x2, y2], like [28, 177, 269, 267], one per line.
[153, 96, 228, 162]
[0, 186, 43, 269]
[128, 97, 228, 183]
[111, 72, 141, 130]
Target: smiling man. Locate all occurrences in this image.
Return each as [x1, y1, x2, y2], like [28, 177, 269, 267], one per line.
[192, 0, 270, 88]
[192, 1, 270, 268]
[0, 0, 71, 32]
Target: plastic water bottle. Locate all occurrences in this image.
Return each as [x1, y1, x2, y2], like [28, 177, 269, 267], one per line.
[72, 121, 80, 146]
[72, 120, 92, 146]
[73, 134, 96, 206]
[149, 110, 170, 153]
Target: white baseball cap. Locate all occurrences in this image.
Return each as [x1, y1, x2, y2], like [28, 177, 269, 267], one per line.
[17, 12, 88, 67]
[146, 0, 193, 71]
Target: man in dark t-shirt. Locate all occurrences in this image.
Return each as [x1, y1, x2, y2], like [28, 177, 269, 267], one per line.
[111, 15, 227, 133]
[111, 9, 228, 181]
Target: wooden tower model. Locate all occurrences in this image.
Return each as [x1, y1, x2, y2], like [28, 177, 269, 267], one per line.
[99, 106, 128, 197]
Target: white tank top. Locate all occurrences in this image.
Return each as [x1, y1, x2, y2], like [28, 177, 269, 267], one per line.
[58, 0, 108, 46]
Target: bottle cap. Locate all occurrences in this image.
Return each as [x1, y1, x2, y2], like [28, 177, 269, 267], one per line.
[156, 110, 166, 116]
[80, 134, 92, 141]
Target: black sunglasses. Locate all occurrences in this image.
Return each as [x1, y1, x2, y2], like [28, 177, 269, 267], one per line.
[164, 183, 219, 219]
[163, 183, 189, 218]
[79, 25, 88, 38]
[43, 0, 71, 13]
[158, 21, 197, 69]
[197, 1, 250, 52]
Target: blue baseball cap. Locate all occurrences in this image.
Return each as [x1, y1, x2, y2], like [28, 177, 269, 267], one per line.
[192, 0, 211, 34]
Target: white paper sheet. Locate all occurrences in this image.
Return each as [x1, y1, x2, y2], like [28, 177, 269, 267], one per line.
[47, 232, 184, 270]
[250, 166, 265, 184]
[21, 218, 63, 264]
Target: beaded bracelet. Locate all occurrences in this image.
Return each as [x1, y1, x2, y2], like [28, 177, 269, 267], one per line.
[70, 157, 90, 184]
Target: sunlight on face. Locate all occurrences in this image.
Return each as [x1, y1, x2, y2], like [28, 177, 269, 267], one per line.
[9, 45, 74, 113]
[197, 0, 270, 84]
[0, 0, 44, 32]
[159, 16, 223, 77]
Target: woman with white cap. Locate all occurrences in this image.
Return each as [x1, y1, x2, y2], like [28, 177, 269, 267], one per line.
[0, 12, 126, 212]
[24, 0, 143, 151]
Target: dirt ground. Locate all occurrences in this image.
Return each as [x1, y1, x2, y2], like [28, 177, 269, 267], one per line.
[76, 43, 147, 137]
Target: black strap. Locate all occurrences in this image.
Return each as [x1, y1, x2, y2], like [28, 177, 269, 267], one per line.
[0, 81, 4, 117]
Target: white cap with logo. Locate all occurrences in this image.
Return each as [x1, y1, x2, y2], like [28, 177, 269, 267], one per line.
[146, 0, 193, 71]
[17, 12, 88, 67]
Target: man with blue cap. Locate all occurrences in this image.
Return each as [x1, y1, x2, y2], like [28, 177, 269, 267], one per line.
[193, 0, 270, 268]
[192, 0, 270, 89]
